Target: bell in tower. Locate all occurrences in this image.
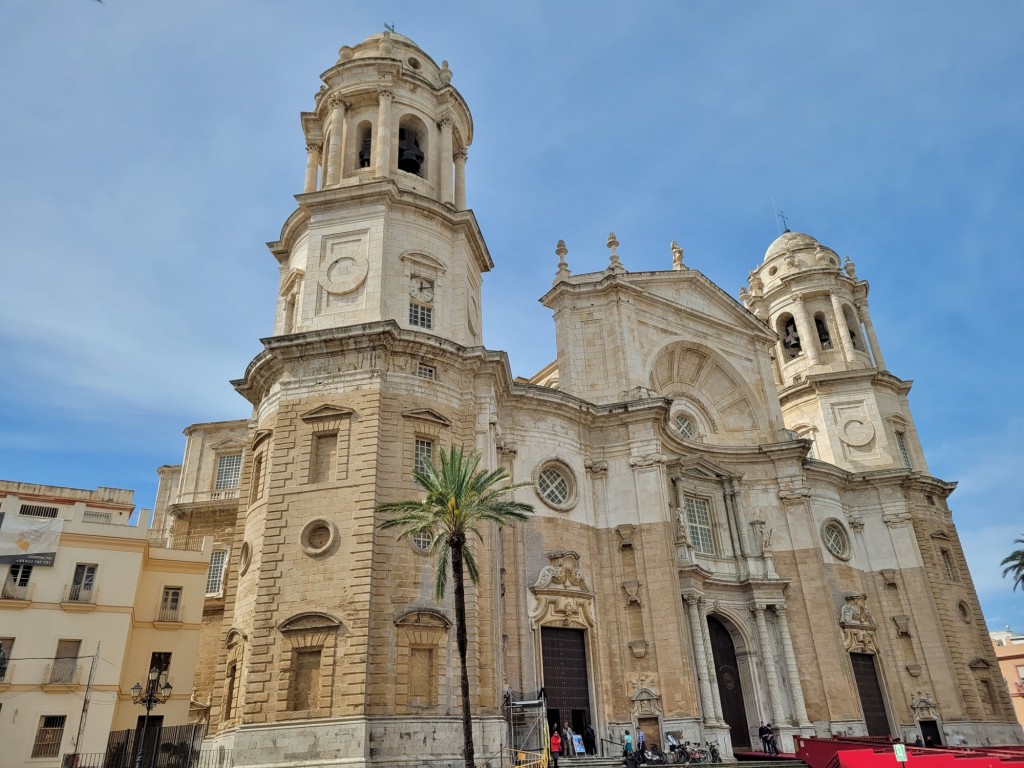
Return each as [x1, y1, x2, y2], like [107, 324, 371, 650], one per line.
[397, 126, 423, 175]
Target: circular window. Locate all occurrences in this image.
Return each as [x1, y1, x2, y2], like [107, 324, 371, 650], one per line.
[957, 601, 972, 623]
[238, 542, 252, 576]
[830, 256, 839, 267]
[300, 519, 336, 557]
[768, 266, 779, 277]
[674, 414, 696, 439]
[821, 519, 851, 560]
[408, 57, 421, 70]
[533, 461, 577, 511]
[411, 530, 432, 554]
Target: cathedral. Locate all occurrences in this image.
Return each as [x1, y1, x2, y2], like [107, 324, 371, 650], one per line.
[152, 32, 1021, 767]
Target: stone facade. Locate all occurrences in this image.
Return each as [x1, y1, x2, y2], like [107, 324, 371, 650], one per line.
[152, 31, 1022, 768]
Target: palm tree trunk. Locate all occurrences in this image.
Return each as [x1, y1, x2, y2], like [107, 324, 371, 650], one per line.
[451, 540, 476, 768]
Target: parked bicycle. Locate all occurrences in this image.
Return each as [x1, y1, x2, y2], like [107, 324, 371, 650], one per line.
[705, 741, 721, 763]
[665, 736, 710, 764]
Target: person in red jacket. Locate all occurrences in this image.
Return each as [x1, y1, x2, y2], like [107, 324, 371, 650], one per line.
[551, 727, 562, 768]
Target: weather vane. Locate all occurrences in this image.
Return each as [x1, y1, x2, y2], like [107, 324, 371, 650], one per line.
[384, 22, 396, 33]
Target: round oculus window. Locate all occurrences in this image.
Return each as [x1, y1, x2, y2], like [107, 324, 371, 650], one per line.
[300, 518, 336, 557]
[534, 461, 577, 511]
[411, 530, 432, 554]
[822, 520, 851, 560]
[238, 541, 252, 576]
[674, 414, 696, 439]
[957, 600, 972, 623]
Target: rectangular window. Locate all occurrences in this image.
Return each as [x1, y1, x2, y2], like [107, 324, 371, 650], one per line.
[19, 504, 59, 518]
[414, 438, 434, 475]
[896, 432, 912, 469]
[51, 639, 81, 684]
[160, 587, 183, 622]
[215, 454, 243, 490]
[940, 549, 959, 583]
[250, 452, 265, 503]
[224, 662, 238, 719]
[684, 496, 715, 555]
[68, 563, 97, 603]
[2, 564, 32, 600]
[31, 715, 66, 758]
[288, 648, 322, 711]
[150, 651, 171, 676]
[206, 550, 227, 596]
[416, 362, 436, 380]
[1015, 665, 1024, 683]
[82, 509, 112, 523]
[409, 302, 433, 330]
[310, 432, 338, 484]
[0, 637, 13, 682]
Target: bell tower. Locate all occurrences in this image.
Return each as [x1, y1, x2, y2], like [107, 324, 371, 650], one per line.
[269, 31, 490, 346]
[742, 232, 928, 473]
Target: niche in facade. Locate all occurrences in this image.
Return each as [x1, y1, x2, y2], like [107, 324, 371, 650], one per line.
[777, 314, 801, 359]
[398, 115, 428, 177]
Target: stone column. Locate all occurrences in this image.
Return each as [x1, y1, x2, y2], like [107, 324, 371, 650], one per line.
[698, 597, 725, 723]
[752, 604, 783, 723]
[454, 148, 468, 210]
[303, 142, 322, 193]
[830, 294, 856, 363]
[857, 301, 887, 370]
[774, 606, 810, 726]
[791, 296, 820, 365]
[325, 95, 348, 186]
[439, 115, 454, 206]
[375, 88, 394, 177]
[685, 595, 716, 723]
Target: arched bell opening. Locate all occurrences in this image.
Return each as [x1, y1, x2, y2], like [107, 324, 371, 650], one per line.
[397, 114, 428, 178]
[842, 304, 868, 353]
[814, 312, 833, 351]
[776, 313, 801, 360]
[356, 121, 374, 169]
[706, 614, 753, 750]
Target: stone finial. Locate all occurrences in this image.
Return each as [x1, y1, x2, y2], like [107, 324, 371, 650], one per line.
[337, 46, 354, 63]
[606, 232, 625, 272]
[554, 240, 571, 284]
[379, 31, 394, 56]
[439, 60, 452, 85]
[739, 286, 750, 302]
[844, 256, 857, 278]
[671, 241, 684, 270]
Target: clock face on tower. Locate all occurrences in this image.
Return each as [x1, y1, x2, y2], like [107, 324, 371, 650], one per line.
[410, 278, 434, 303]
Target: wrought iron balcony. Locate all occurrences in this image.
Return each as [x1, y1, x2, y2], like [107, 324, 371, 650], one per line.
[0, 662, 12, 684]
[63, 584, 97, 604]
[1, 581, 31, 601]
[157, 603, 183, 623]
[148, 532, 206, 552]
[44, 660, 82, 685]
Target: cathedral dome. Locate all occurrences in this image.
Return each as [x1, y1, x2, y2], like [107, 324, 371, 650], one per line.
[763, 231, 822, 263]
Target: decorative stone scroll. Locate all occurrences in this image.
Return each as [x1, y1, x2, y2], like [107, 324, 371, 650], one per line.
[839, 593, 878, 654]
[630, 674, 663, 717]
[530, 551, 595, 629]
[910, 690, 939, 720]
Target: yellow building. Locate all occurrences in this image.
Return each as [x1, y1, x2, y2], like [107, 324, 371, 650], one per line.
[992, 630, 1024, 730]
[0, 480, 210, 766]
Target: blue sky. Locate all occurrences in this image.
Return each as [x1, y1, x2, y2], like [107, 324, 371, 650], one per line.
[1, 2, 1022, 631]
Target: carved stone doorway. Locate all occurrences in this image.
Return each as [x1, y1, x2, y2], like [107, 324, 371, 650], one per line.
[708, 616, 750, 749]
[542, 627, 592, 738]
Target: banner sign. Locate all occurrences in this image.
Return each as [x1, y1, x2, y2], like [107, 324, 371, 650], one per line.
[0, 513, 62, 566]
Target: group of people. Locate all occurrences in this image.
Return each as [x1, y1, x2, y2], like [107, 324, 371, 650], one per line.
[549, 722, 598, 766]
[758, 723, 779, 755]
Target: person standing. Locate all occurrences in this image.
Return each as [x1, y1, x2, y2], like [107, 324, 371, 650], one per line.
[766, 724, 779, 756]
[758, 723, 771, 753]
[624, 730, 634, 757]
[551, 726, 562, 768]
[637, 726, 646, 756]
[584, 724, 596, 756]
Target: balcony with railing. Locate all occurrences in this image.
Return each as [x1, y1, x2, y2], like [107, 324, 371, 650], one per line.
[1013, 680, 1024, 697]
[62, 584, 98, 610]
[0, 662, 12, 685]
[148, 532, 207, 553]
[174, 488, 240, 505]
[43, 659, 82, 687]
[1, 581, 32, 603]
[156, 602, 183, 624]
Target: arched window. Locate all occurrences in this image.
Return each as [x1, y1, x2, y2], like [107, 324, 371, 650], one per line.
[842, 304, 867, 352]
[777, 313, 801, 359]
[814, 312, 832, 350]
[397, 114, 428, 178]
[356, 121, 373, 169]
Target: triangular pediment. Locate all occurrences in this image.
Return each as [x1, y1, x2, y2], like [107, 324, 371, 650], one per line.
[674, 454, 736, 480]
[301, 404, 355, 423]
[209, 437, 247, 452]
[402, 408, 452, 427]
[279, 267, 305, 296]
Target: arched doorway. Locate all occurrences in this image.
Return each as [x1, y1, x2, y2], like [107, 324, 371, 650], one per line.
[707, 616, 750, 749]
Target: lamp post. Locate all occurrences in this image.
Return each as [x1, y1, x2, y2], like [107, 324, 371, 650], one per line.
[130, 667, 172, 768]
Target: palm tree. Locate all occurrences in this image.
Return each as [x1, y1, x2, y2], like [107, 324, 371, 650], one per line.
[378, 446, 534, 768]
[1001, 535, 1024, 591]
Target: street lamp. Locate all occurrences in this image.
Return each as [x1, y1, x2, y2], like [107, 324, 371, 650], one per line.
[130, 667, 173, 768]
